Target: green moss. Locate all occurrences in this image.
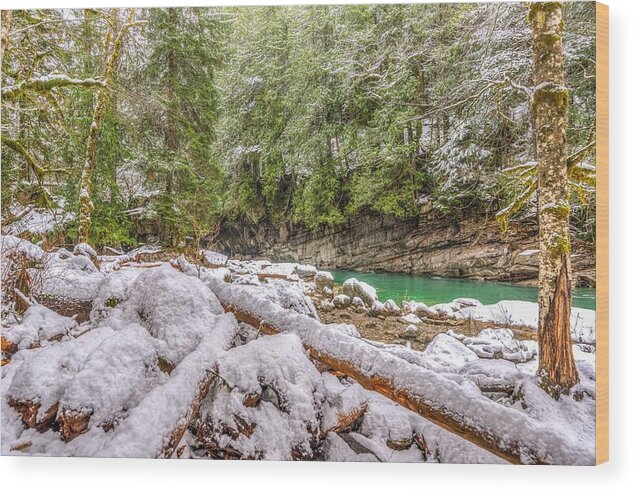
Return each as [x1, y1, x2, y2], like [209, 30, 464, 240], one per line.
[547, 233, 571, 256]
[543, 203, 571, 219]
[528, 2, 563, 25]
[105, 297, 120, 308]
[532, 85, 569, 117]
[536, 32, 562, 46]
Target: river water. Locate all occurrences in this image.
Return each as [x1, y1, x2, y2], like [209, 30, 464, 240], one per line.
[330, 270, 596, 311]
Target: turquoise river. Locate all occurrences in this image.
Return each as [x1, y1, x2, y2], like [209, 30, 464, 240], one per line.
[330, 270, 596, 311]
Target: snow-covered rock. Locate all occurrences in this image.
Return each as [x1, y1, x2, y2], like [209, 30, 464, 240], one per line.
[400, 313, 422, 325]
[294, 264, 317, 279]
[333, 294, 351, 309]
[351, 296, 367, 313]
[401, 324, 418, 339]
[342, 278, 378, 307]
[201, 250, 228, 267]
[383, 299, 401, 316]
[315, 271, 334, 292]
[320, 299, 335, 312]
[369, 299, 385, 317]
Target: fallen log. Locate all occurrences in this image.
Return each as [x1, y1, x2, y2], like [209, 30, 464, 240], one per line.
[94, 313, 238, 458]
[7, 399, 58, 432]
[218, 299, 592, 465]
[321, 403, 367, 438]
[257, 273, 288, 281]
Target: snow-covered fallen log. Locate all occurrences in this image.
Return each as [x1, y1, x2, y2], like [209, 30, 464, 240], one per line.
[191, 272, 593, 465]
[95, 313, 238, 458]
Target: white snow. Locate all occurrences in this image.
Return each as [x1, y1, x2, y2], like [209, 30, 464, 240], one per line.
[455, 300, 596, 344]
[342, 278, 378, 306]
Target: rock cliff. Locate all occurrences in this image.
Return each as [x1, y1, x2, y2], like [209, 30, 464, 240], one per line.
[214, 211, 595, 287]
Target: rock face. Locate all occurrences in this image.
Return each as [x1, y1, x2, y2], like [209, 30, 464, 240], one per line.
[214, 211, 595, 286]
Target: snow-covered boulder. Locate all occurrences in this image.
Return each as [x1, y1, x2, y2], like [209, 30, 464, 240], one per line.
[342, 278, 378, 307]
[294, 264, 317, 279]
[351, 296, 368, 313]
[333, 294, 351, 309]
[401, 324, 418, 339]
[320, 299, 335, 312]
[400, 313, 422, 325]
[201, 250, 228, 267]
[322, 286, 333, 298]
[315, 271, 334, 292]
[73, 242, 98, 261]
[369, 300, 385, 317]
[403, 300, 437, 318]
[383, 299, 401, 316]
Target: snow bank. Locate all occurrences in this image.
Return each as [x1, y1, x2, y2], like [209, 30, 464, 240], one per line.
[4, 206, 74, 236]
[455, 300, 596, 344]
[460, 328, 537, 363]
[201, 250, 228, 267]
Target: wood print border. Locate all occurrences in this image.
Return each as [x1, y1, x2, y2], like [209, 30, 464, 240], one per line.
[595, 0, 609, 466]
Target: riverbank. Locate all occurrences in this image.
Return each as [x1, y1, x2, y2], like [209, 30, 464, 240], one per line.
[1, 236, 596, 463]
[213, 211, 596, 287]
[329, 270, 597, 311]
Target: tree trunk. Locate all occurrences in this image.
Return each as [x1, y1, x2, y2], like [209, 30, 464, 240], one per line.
[1, 10, 12, 67]
[529, 2, 579, 396]
[77, 9, 136, 243]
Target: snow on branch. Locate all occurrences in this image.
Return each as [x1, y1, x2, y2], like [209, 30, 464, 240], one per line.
[1, 74, 106, 101]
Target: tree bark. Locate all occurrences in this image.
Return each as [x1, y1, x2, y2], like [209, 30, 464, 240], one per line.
[529, 2, 579, 396]
[0, 10, 11, 67]
[77, 9, 137, 243]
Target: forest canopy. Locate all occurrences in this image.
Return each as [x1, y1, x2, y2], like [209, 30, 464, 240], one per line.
[1, 3, 596, 247]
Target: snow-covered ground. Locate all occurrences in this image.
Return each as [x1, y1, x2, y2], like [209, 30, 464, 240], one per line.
[0, 236, 596, 463]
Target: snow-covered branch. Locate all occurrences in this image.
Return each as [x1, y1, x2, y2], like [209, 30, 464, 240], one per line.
[2, 74, 105, 101]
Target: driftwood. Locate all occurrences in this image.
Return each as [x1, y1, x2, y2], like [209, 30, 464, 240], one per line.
[257, 273, 288, 281]
[221, 303, 549, 465]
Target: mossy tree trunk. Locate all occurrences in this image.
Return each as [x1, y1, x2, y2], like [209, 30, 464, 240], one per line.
[77, 9, 136, 244]
[529, 2, 579, 396]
